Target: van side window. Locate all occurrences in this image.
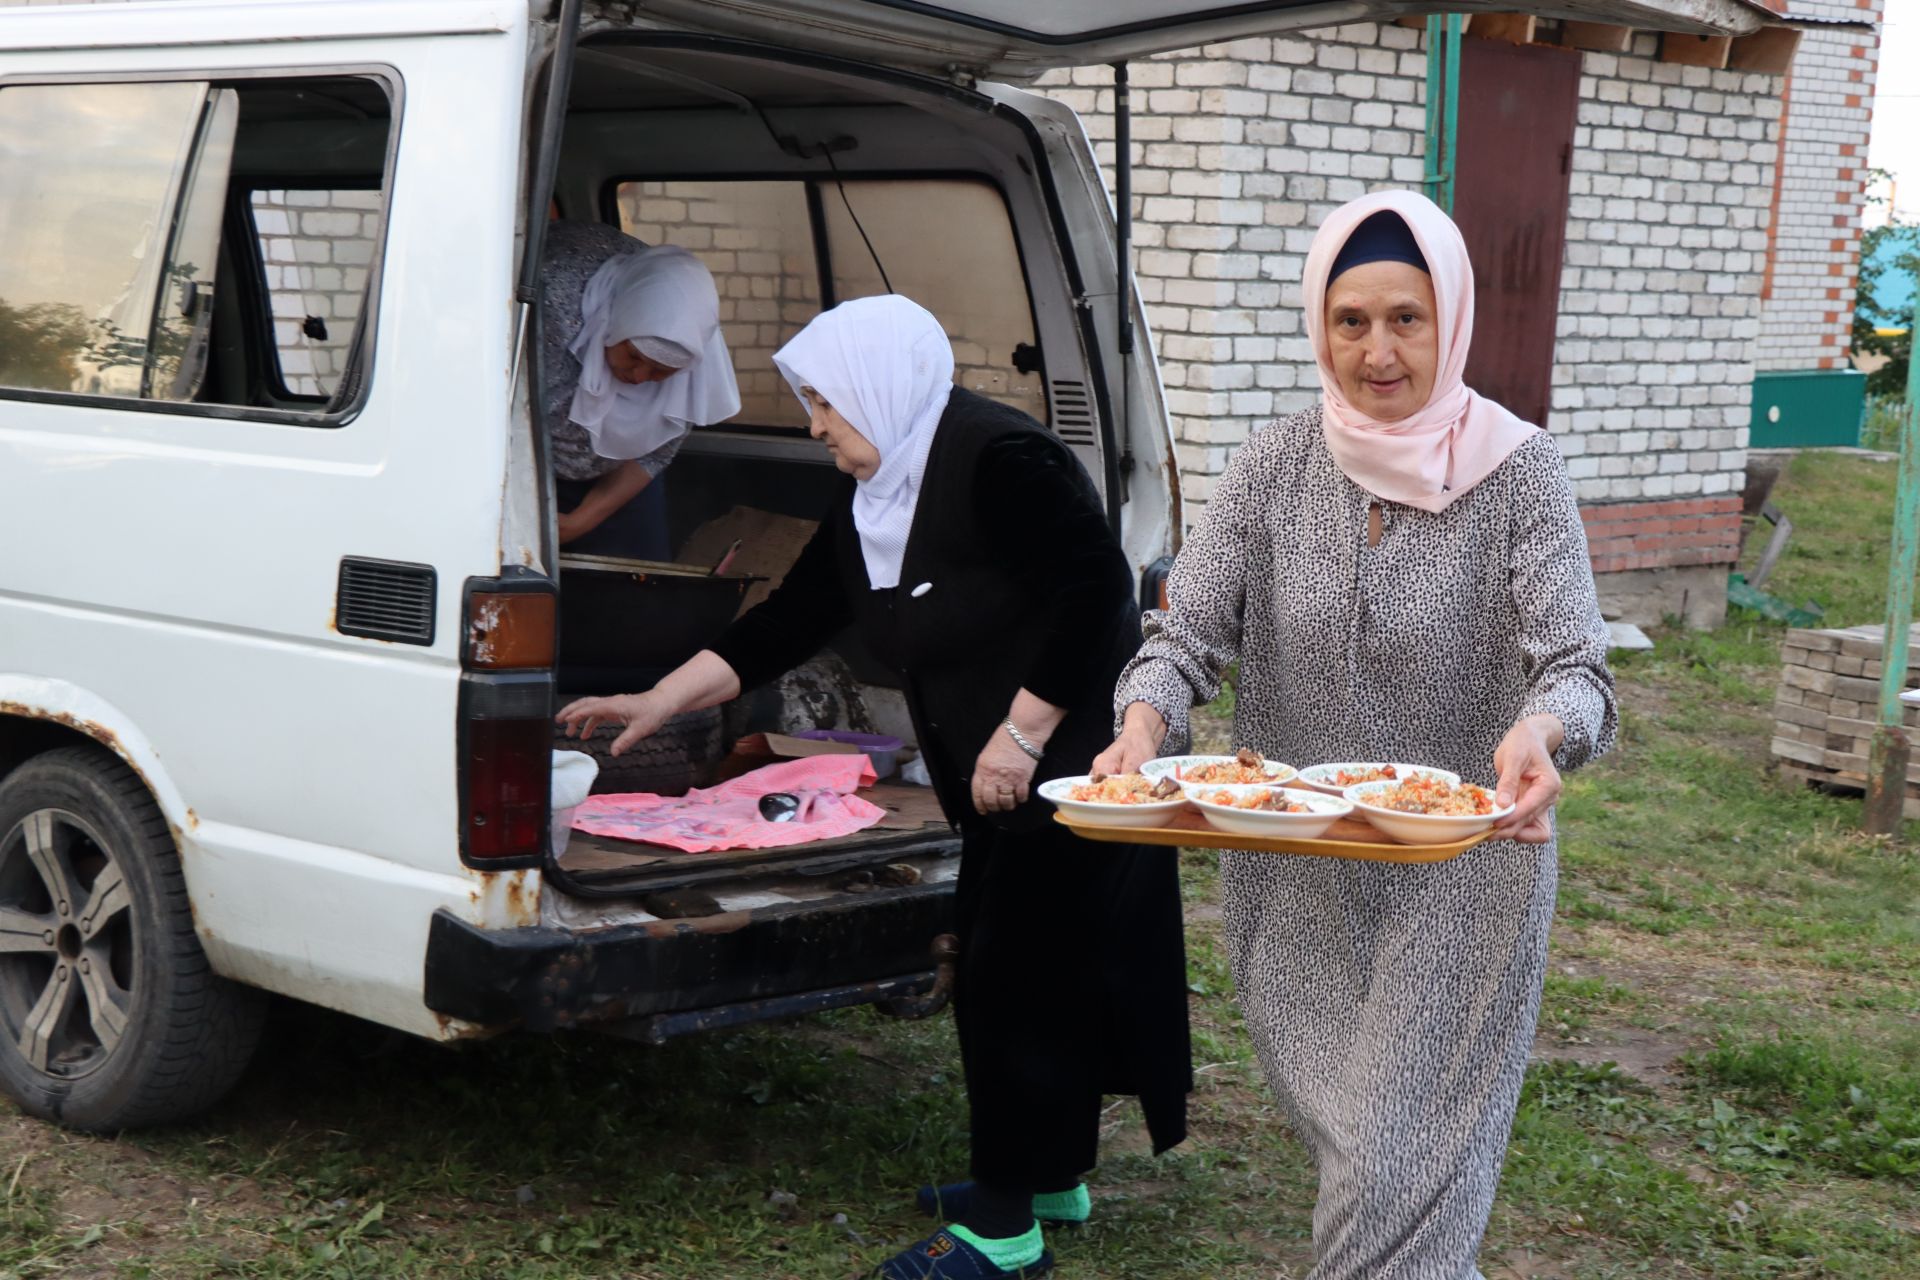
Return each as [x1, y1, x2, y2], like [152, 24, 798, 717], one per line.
[612, 176, 1041, 429]
[0, 75, 394, 421]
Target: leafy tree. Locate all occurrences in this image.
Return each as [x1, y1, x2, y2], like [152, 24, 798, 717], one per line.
[1851, 170, 1918, 398]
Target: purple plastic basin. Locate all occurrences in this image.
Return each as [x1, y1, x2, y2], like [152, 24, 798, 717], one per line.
[791, 729, 904, 778]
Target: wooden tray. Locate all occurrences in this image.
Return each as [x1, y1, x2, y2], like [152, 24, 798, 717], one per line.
[1053, 810, 1490, 864]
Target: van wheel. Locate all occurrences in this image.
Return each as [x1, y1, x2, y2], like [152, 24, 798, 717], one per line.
[0, 748, 265, 1131]
[563, 705, 724, 796]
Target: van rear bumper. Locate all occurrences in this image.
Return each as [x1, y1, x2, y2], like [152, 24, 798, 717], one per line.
[422, 880, 956, 1034]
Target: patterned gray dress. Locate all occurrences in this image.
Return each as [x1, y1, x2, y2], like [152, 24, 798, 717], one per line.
[1116, 406, 1616, 1280]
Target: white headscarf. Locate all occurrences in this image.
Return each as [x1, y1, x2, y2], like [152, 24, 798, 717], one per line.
[773, 296, 955, 590]
[567, 245, 740, 459]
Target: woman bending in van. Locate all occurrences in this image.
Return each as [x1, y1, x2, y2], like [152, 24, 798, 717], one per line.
[559, 296, 1190, 1280]
[538, 219, 739, 559]
[1096, 192, 1616, 1280]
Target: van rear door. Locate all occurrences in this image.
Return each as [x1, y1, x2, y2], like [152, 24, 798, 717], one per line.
[623, 0, 1775, 83]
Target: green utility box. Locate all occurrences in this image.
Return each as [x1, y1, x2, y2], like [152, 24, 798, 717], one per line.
[1750, 368, 1869, 448]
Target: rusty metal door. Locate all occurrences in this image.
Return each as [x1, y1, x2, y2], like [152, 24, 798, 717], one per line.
[1451, 37, 1582, 429]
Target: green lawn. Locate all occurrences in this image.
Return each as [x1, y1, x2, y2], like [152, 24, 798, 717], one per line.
[1, 456, 1916, 1278]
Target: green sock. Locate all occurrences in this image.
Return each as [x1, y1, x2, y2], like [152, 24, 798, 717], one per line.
[947, 1222, 1045, 1271]
[1032, 1183, 1091, 1223]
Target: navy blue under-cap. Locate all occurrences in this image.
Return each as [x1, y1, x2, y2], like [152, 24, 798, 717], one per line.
[1329, 210, 1430, 282]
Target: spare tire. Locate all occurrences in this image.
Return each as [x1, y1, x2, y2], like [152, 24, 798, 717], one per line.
[556, 704, 725, 796]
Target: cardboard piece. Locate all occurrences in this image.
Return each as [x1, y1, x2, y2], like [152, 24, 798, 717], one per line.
[676, 506, 820, 614]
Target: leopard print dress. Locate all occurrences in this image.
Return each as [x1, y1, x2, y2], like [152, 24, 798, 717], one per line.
[1116, 406, 1616, 1280]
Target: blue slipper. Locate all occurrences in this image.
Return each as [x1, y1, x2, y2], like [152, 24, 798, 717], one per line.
[870, 1229, 1054, 1279]
[916, 1182, 1082, 1226]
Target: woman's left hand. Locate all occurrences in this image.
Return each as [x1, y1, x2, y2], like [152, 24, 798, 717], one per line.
[971, 727, 1040, 816]
[1491, 714, 1565, 844]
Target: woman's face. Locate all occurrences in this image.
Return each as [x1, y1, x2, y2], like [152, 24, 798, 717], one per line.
[604, 341, 681, 386]
[803, 388, 881, 480]
[1325, 261, 1440, 421]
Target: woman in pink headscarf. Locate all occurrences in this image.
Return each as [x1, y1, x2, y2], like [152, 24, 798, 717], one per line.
[1096, 191, 1616, 1279]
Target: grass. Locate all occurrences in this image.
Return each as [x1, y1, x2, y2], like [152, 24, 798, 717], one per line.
[1, 455, 1918, 1277]
[1740, 449, 1918, 628]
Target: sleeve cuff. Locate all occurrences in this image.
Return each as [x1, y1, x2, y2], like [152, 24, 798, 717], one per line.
[1115, 656, 1200, 757]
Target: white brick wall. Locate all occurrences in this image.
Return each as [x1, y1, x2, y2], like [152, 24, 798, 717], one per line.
[1754, 0, 1883, 372]
[1551, 35, 1776, 502]
[1038, 22, 1813, 514]
[251, 189, 380, 397]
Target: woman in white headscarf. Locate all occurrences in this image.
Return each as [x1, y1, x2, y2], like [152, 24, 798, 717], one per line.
[558, 295, 1191, 1280]
[538, 220, 739, 557]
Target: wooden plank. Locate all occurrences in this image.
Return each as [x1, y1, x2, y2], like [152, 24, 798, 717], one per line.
[1775, 703, 1831, 730]
[1783, 665, 1836, 695]
[1471, 13, 1536, 44]
[1833, 674, 1885, 702]
[1771, 736, 1827, 766]
[1560, 20, 1633, 52]
[1786, 628, 1842, 653]
[1729, 26, 1801, 74]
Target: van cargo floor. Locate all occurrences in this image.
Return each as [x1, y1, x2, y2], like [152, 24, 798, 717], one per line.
[552, 783, 956, 895]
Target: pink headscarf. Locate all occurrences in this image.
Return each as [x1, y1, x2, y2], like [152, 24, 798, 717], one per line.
[1304, 190, 1538, 513]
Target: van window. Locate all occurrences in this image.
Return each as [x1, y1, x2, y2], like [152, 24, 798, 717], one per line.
[611, 176, 1040, 429]
[0, 75, 394, 419]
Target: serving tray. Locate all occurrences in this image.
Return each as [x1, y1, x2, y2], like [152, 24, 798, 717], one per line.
[1053, 810, 1491, 864]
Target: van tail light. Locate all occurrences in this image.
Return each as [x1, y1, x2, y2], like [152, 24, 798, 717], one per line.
[1140, 555, 1174, 615]
[459, 572, 556, 866]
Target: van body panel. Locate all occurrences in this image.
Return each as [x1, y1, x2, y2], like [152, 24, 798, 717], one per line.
[617, 0, 1771, 82]
[0, 23, 533, 1030]
[0, 0, 522, 52]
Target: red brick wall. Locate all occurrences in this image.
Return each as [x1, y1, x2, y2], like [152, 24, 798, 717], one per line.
[1580, 497, 1744, 575]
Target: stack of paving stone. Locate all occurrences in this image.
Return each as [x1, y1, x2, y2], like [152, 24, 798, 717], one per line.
[1771, 624, 1920, 818]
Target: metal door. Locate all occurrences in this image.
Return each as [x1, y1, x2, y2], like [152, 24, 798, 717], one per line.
[1451, 37, 1583, 430]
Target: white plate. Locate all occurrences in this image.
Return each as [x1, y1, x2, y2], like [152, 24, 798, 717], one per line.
[1295, 762, 1461, 796]
[1039, 776, 1187, 829]
[1189, 787, 1352, 839]
[1143, 754, 1298, 801]
[1343, 779, 1513, 845]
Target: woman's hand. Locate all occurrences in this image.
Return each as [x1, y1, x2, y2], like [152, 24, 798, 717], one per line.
[1092, 702, 1169, 776]
[555, 690, 672, 756]
[972, 728, 1040, 815]
[1491, 714, 1566, 844]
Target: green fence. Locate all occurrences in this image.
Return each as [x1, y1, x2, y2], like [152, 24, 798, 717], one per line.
[1751, 368, 1868, 449]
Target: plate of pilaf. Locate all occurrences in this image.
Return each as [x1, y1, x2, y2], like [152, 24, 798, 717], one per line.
[1039, 773, 1187, 828]
[1343, 775, 1513, 845]
[1189, 786, 1352, 839]
[1294, 761, 1461, 796]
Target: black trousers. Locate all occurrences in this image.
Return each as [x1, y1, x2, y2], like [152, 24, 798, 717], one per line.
[953, 821, 1191, 1190]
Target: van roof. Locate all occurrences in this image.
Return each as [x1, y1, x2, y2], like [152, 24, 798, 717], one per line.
[0, 0, 522, 51]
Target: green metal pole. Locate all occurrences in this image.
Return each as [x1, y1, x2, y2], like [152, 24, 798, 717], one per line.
[1423, 14, 1462, 213]
[1864, 312, 1920, 835]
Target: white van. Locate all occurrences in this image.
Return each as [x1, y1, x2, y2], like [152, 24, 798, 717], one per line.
[0, 0, 1766, 1130]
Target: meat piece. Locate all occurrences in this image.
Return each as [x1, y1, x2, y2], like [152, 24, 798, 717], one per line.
[1089, 772, 1109, 785]
[1235, 747, 1262, 768]
[1151, 776, 1181, 800]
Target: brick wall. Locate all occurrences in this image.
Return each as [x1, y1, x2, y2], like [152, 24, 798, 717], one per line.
[1036, 25, 1792, 530]
[1552, 36, 1777, 505]
[1754, 0, 1883, 372]
[1579, 495, 1745, 576]
[250, 189, 380, 398]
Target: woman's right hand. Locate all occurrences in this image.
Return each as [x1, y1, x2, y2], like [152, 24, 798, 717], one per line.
[1091, 702, 1169, 776]
[555, 690, 672, 756]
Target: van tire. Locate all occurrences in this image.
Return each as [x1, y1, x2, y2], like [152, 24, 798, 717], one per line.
[0, 747, 265, 1131]
[564, 705, 724, 796]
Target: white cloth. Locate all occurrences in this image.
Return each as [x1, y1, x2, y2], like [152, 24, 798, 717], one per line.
[566, 245, 740, 460]
[772, 296, 955, 590]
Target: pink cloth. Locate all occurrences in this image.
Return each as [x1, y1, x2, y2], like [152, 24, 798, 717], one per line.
[1303, 190, 1539, 514]
[571, 756, 884, 853]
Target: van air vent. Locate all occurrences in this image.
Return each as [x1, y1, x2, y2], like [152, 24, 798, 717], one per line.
[1049, 379, 1096, 447]
[336, 557, 436, 645]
